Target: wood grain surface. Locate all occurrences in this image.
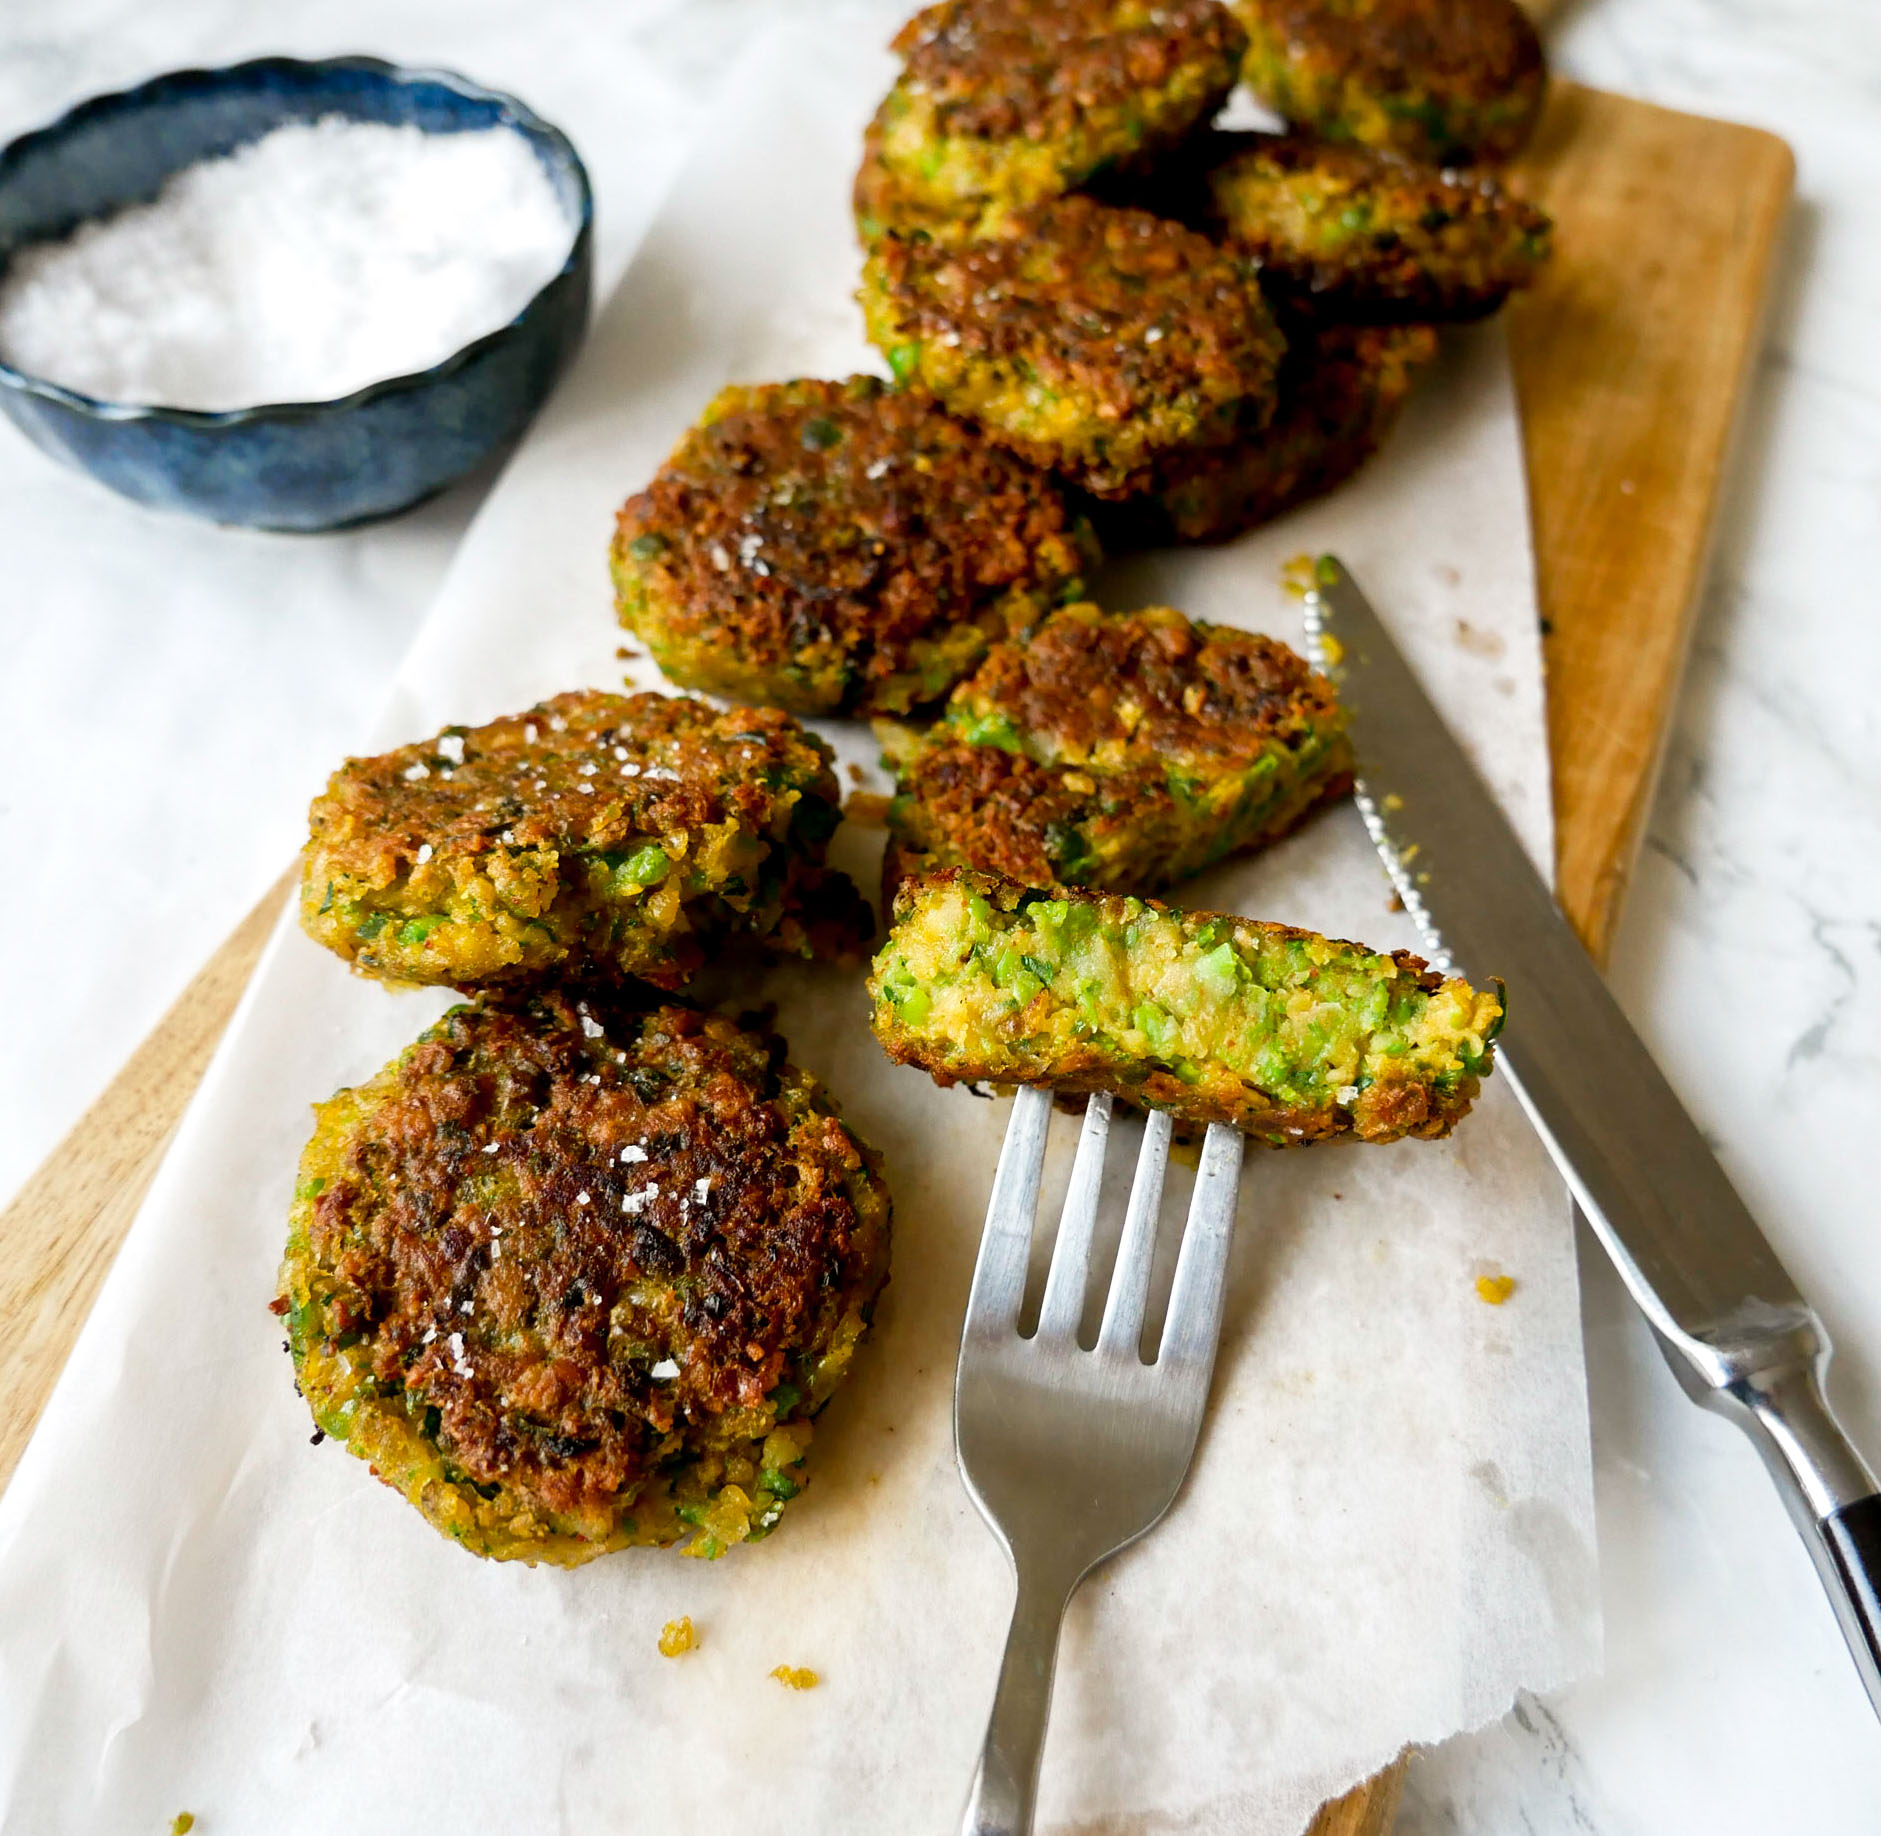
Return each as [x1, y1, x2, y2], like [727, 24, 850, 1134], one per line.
[1510, 83, 1794, 958]
[0, 73, 1792, 1836]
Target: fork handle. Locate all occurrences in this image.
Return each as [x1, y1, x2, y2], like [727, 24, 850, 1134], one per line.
[961, 1563, 1077, 1836]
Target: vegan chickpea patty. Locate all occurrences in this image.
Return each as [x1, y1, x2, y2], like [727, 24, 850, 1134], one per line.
[885, 602, 1351, 896]
[301, 689, 870, 992]
[870, 869, 1501, 1143]
[276, 992, 892, 1565]
[1097, 321, 1437, 547]
[1199, 133, 1551, 321]
[610, 376, 1095, 717]
[859, 195, 1285, 496]
[1230, 0, 1547, 166]
[854, 0, 1246, 242]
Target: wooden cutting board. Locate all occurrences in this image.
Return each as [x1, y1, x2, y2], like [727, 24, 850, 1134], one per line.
[1311, 78, 1793, 1836]
[0, 74, 1790, 1836]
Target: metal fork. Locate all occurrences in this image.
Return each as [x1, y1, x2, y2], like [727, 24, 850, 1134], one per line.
[954, 1084, 1246, 1836]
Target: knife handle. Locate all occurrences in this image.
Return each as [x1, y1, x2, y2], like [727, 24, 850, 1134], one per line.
[1673, 1336, 1881, 1718]
[1818, 1494, 1881, 1708]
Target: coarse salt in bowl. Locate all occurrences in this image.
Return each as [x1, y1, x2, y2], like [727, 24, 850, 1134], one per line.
[0, 57, 593, 530]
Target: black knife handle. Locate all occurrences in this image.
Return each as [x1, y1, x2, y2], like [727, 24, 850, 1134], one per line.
[1819, 1494, 1881, 1695]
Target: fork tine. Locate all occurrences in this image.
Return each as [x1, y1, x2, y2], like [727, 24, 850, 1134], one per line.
[1033, 1093, 1112, 1341]
[1095, 1108, 1174, 1358]
[1154, 1122, 1244, 1370]
[964, 1084, 1053, 1339]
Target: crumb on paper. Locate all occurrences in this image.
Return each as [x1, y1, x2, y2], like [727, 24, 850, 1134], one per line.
[1453, 618, 1504, 660]
[770, 1665, 819, 1691]
[844, 790, 892, 827]
[846, 762, 865, 785]
[171, 1816, 196, 1835]
[1281, 553, 1316, 598]
[659, 1616, 698, 1658]
[616, 642, 641, 660]
[1476, 1273, 1517, 1306]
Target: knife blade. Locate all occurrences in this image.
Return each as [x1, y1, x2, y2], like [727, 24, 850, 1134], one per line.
[1302, 555, 1881, 1718]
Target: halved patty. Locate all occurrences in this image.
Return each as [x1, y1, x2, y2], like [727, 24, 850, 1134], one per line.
[1094, 320, 1437, 547]
[854, 0, 1245, 243]
[301, 689, 871, 992]
[884, 602, 1351, 897]
[610, 376, 1096, 717]
[858, 194, 1286, 496]
[1199, 132, 1552, 320]
[1230, 0, 1547, 166]
[869, 869, 1501, 1143]
[275, 991, 892, 1565]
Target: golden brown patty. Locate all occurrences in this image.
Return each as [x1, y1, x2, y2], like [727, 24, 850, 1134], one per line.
[884, 602, 1351, 897]
[1094, 320, 1438, 546]
[1231, 0, 1547, 165]
[301, 689, 870, 992]
[276, 991, 893, 1564]
[1197, 133, 1552, 320]
[610, 376, 1096, 717]
[858, 195, 1286, 495]
[869, 868, 1502, 1144]
[854, 0, 1245, 242]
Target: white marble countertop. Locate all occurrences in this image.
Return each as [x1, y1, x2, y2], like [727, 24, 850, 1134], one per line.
[1, 0, 1875, 1829]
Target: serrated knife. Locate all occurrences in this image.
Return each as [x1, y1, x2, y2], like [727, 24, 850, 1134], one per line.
[1302, 555, 1881, 1718]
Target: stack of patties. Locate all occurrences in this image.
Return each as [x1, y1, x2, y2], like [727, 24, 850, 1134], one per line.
[276, 0, 1547, 1581]
[837, 0, 1522, 1135]
[853, 0, 1554, 543]
[853, 0, 1288, 503]
[282, 690, 891, 1567]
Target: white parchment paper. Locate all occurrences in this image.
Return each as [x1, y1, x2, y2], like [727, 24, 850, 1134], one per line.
[0, 28, 1597, 1835]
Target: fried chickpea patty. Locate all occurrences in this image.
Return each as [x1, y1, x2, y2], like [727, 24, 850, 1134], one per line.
[1231, 0, 1547, 165]
[1097, 321, 1437, 547]
[854, 0, 1245, 242]
[859, 195, 1286, 496]
[301, 689, 870, 992]
[884, 602, 1351, 897]
[869, 869, 1501, 1143]
[610, 376, 1096, 717]
[1200, 133, 1551, 320]
[275, 992, 892, 1565]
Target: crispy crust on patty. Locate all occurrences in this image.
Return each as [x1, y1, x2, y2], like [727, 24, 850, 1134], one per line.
[610, 377, 1096, 717]
[275, 991, 892, 1564]
[884, 602, 1351, 897]
[868, 868, 1501, 1143]
[854, 0, 1245, 242]
[1230, 0, 1547, 165]
[1199, 133, 1552, 320]
[1094, 320, 1437, 547]
[301, 689, 870, 993]
[858, 195, 1285, 495]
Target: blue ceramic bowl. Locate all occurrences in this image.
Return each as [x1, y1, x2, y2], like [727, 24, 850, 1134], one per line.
[0, 57, 592, 530]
